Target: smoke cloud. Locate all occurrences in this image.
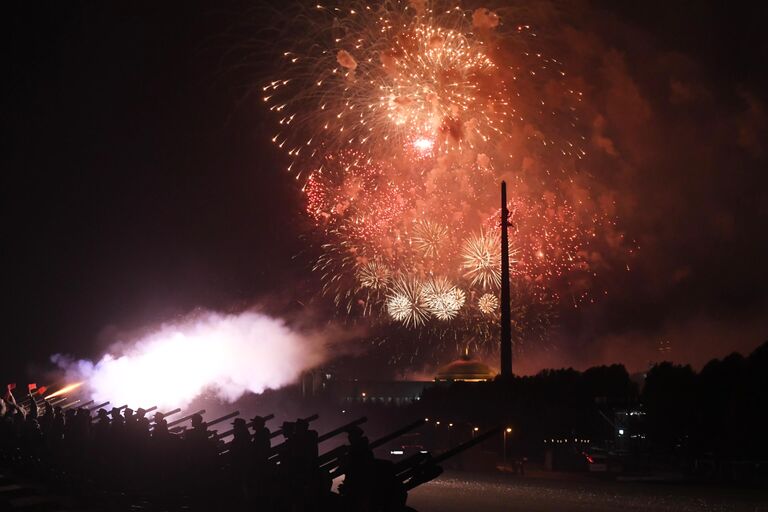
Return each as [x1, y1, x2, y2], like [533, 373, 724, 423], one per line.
[52, 311, 330, 410]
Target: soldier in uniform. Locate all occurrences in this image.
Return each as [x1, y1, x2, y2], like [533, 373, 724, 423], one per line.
[135, 408, 151, 436]
[249, 415, 273, 504]
[108, 406, 124, 443]
[123, 407, 136, 430]
[151, 412, 169, 438]
[251, 415, 271, 463]
[228, 417, 251, 500]
[338, 425, 375, 509]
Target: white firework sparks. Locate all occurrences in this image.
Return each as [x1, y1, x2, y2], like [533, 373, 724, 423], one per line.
[462, 229, 502, 289]
[477, 293, 499, 315]
[411, 220, 448, 258]
[356, 260, 391, 290]
[386, 276, 429, 328]
[423, 276, 465, 320]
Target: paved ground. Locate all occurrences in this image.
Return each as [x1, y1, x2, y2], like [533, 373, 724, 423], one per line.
[408, 471, 768, 512]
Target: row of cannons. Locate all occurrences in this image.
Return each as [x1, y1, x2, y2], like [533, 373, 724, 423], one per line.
[0, 391, 498, 511]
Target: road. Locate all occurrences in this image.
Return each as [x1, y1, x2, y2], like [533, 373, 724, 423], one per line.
[408, 471, 768, 512]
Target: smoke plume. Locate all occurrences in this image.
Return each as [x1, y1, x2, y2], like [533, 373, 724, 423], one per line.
[52, 310, 330, 410]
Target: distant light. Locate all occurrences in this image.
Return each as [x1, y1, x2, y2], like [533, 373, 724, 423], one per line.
[506, 428, 512, 433]
[473, 427, 479, 431]
[435, 421, 440, 425]
[424, 418, 429, 422]
[420, 450, 428, 454]
[618, 429, 624, 435]
[361, 392, 366, 397]
[390, 450, 404, 455]
[448, 423, 453, 427]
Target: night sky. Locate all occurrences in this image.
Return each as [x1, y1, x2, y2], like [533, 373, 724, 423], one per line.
[4, 1, 767, 381]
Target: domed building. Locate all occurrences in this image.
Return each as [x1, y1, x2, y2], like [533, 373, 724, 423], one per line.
[435, 350, 495, 382]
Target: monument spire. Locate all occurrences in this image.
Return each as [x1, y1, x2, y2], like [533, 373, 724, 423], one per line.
[500, 181, 513, 378]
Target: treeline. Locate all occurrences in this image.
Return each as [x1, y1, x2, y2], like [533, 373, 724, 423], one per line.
[405, 341, 768, 461]
[643, 340, 768, 460]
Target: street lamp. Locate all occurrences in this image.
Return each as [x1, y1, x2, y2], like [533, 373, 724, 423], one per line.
[503, 427, 513, 464]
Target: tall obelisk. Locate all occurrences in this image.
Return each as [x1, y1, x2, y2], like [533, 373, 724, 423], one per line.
[500, 181, 513, 378]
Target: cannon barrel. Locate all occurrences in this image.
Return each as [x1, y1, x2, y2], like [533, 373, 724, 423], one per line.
[65, 399, 94, 410]
[268, 414, 342, 456]
[371, 419, 426, 450]
[88, 401, 110, 412]
[166, 409, 207, 431]
[205, 410, 240, 429]
[148, 407, 181, 426]
[400, 427, 501, 490]
[49, 397, 68, 406]
[269, 416, 367, 462]
[143, 406, 158, 414]
[322, 419, 427, 473]
[430, 427, 499, 465]
[318, 416, 367, 443]
[268, 413, 319, 439]
[61, 399, 81, 409]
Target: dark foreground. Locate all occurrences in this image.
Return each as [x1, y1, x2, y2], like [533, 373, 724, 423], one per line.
[409, 471, 768, 512]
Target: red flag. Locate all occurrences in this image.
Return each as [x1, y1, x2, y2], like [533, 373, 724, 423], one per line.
[6, 383, 16, 391]
[28, 383, 37, 391]
[37, 386, 48, 395]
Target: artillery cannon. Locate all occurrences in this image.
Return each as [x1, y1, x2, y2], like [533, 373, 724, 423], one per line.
[323, 419, 426, 476]
[267, 416, 367, 462]
[398, 427, 501, 490]
[204, 411, 240, 436]
[157, 407, 181, 418]
[269, 413, 319, 439]
[87, 401, 110, 412]
[167, 409, 207, 432]
[63, 399, 93, 410]
[49, 397, 69, 407]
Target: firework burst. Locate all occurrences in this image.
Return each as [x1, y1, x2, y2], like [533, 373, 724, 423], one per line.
[423, 276, 465, 320]
[254, 0, 633, 366]
[386, 276, 430, 327]
[356, 260, 391, 290]
[411, 220, 448, 258]
[461, 229, 512, 290]
[477, 292, 499, 315]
